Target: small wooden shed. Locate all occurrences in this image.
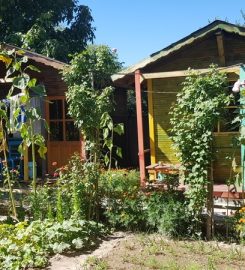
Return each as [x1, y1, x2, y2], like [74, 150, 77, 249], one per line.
[112, 20, 245, 187]
[0, 44, 84, 179]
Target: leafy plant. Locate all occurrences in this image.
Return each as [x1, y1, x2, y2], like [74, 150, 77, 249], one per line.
[0, 218, 108, 270]
[145, 192, 191, 237]
[100, 170, 147, 230]
[0, 48, 48, 217]
[170, 65, 231, 222]
[0, 49, 48, 194]
[27, 185, 55, 220]
[63, 45, 123, 168]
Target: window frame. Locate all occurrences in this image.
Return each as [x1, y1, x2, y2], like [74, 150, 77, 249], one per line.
[47, 96, 80, 142]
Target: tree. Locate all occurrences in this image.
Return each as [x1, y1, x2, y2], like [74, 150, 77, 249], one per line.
[0, 0, 95, 62]
[62, 45, 122, 220]
[63, 45, 123, 166]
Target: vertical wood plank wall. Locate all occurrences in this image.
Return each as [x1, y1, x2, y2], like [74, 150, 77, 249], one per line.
[150, 77, 182, 165]
[147, 79, 156, 164]
[148, 76, 240, 183]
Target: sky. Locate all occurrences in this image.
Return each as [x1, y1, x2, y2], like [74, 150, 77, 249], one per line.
[79, 0, 245, 67]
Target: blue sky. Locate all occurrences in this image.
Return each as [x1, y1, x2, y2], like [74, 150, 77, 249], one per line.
[79, 1, 245, 67]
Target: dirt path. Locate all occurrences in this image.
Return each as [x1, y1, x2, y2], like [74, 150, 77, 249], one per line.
[46, 231, 131, 270]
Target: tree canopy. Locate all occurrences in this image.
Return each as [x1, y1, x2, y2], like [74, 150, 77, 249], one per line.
[0, 0, 95, 62]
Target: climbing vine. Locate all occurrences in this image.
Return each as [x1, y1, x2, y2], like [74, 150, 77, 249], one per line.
[170, 65, 231, 220]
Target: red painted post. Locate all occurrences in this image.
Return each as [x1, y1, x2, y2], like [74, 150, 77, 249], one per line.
[135, 70, 146, 187]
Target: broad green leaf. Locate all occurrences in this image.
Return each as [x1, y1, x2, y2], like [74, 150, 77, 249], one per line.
[116, 147, 122, 158]
[103, 128, 109, 139]
[16, 50, 25, 55]
[28, 78, 37, 88]
[18, 143, 24, 155]
[30, 85, 46, 96]
[25, 65, 40, 73]
[13, 74, 30, 90]
[13, 108, 21, 118]
[38, 146, 47, 159]
[20, 94, 29, 104]
[22, 56, 28, 63]
[104, 153, 109, 166]
[5, 67, 15, 78]
[114, 123, 124, 135]
[13, 61, 21, 71]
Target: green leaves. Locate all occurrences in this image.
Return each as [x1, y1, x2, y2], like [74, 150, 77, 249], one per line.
[63, 45, 124, 168]
[170, 65, 230, 218]
[0, 219, 108, 269]
[30, 85, 46, 96]
[13, 74, 30, 90]
[114, 123, 124, 135]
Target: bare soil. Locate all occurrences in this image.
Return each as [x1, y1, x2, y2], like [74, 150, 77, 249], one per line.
[47, 233, 245, 270]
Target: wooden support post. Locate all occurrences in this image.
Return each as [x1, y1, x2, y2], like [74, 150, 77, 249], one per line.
[240, 65, 245, 196]
[24, 144, 29, 181]
[216, 32, 226, 66]
[135, 70, 146, 186]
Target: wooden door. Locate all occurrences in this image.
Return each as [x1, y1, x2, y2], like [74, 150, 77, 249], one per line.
[46, 97, 81, 174]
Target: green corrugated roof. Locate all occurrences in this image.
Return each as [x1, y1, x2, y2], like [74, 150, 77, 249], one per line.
[112, 20, 245, 86]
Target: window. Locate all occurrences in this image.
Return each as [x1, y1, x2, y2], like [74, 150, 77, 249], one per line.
[214, 81, 239, 133]
[48, 98, 80, 141]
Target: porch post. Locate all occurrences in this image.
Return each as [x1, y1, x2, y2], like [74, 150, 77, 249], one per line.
[135, 70, 146, 186]
[240, 65, 245, 194]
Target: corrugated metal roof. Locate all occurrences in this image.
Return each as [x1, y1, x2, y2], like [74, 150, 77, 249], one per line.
[2, 43, 65, 70]
[112, 20, 245, 85]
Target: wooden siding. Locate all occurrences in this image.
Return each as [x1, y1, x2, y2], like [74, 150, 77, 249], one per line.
[145, 35, 220, 73]
[145, 32, 245, 183]
[151, 77, 183, 164]
[150, 77, 240, 183]
[213, 134, 240, 183]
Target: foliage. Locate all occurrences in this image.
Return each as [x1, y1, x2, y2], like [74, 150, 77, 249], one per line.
[55, 154, 101, 221]
[27, 154, 102, 221]
[235, 206, 245, 241]
[0, 218, 108, 270]
[63, 45, 123, 168]
[27, 185, 55, 220]
[100, 170, 191, 236]
[170, 65, 231, 220]
[145, 192, 191, 237]
[0, 0, 95, 62]
[100, 170, 146, 230]
[0, 48, 47, 216]
[63, 45, 122, 89]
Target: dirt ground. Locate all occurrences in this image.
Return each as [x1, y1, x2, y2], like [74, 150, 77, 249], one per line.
[47, 232, 245, 270]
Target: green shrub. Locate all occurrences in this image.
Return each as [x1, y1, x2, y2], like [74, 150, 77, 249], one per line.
[0, 218, 108, 270]
[145, 191, 191, 237]
[100, 170, 147, 230]
[27, 185, 56, 220]
[100, 170, 191, 235]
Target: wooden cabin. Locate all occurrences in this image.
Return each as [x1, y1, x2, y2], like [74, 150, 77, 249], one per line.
[0, 44, 84, 179]
[112, 20, 245, 189]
